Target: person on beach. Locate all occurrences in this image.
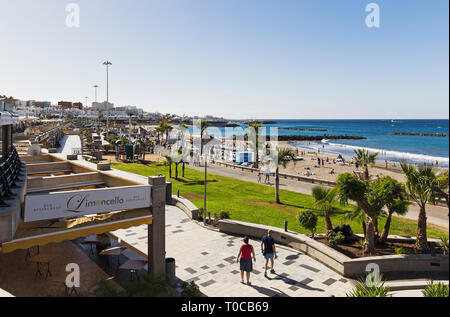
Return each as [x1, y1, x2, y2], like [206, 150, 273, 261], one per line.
[236, 236, 256, 285]
[261, 230, 278, 276]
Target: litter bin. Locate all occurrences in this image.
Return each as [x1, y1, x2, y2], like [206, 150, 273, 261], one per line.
[165, 258, 176, 286]
[166, 182, 172, 205]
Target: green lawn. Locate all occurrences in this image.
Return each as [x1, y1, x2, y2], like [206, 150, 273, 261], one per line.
[112, 162, 448, 239]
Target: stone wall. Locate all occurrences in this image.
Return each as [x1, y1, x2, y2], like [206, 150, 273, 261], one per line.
[218, 219, 449, 277]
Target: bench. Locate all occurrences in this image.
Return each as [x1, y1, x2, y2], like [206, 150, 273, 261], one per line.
[27, 180, 106, 193]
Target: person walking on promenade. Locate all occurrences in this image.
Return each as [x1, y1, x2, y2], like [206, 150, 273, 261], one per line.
[236, 236, 256, 285]
[257, 169, 262, 183]
[261, 230, 278, 276]
[265, 166, 271, 183]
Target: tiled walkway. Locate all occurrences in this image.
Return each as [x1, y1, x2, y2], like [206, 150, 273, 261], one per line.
[111, 205, 355, 297]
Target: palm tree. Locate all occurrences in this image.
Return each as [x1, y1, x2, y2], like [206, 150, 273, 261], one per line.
[401, 162, 439, 253]
[336, 173, 378, 255]
[163, 155, 173, 178]
[157, 121, 172, 143]
[374, 176, 410, 244]
[432, 170, 449, 209]
[354, 149, 379, 180]
[344, 207, 367, 238]
[155, 126, 164, 144]
[165, 124, 173, 143]
[379, 199, 411, 244]
[248, 122, 263, 168]
[275, 148, 297, 204]
[138, 138, 153, 161]
[311, 186, 338, 235]
[198, 120, 209, 156]
[173, 147, 183, 180]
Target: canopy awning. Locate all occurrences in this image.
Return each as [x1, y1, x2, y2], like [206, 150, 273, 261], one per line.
[1, 208, 152, 253]
[0, 111, 20, 126]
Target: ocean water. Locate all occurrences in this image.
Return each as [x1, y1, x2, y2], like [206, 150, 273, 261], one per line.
[203, 119, 449, 168]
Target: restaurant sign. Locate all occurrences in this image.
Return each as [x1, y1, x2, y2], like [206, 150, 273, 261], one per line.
[24, 185, 151, 222]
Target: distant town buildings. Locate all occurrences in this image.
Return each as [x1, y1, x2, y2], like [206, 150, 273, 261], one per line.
[1, 94, 228, 123]
[92, 101, 114, 111]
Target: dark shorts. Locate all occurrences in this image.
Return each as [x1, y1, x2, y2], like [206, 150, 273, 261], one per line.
[240, 258, 253, 272]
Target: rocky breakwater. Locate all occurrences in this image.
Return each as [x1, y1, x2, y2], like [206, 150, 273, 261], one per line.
[278, 135, 366, 141]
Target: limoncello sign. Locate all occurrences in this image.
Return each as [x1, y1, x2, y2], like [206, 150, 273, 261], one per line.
[24, 185, 151, 222]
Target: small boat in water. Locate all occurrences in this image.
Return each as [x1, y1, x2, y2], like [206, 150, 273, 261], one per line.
[321, 138, 329, 144]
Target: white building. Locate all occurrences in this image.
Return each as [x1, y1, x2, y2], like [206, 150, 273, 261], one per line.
[92, 101, 114, 111]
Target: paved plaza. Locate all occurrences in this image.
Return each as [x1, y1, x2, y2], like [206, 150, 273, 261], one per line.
[111, 205, 355, 297]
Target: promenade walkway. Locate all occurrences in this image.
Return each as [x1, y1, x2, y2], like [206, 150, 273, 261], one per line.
[112, 205, 355, 297]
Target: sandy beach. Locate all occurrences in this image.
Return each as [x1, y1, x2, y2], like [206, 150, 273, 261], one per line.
[277, 141, 407, 183]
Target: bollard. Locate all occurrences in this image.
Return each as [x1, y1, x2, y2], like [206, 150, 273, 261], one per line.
[165, 258, 176, 286]
[284, 221, 288, 232]
[177, 190, 180, 198]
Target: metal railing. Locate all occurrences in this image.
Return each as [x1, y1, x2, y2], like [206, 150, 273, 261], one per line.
[0, 147, 25, 206]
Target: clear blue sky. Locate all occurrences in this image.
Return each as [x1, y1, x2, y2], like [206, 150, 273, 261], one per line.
[0, 0, 448, 119]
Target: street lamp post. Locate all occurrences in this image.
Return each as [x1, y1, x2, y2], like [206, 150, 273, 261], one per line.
[84, 96, 88, 125]
[103, 61, 112, 138]
[93, 85, 98, 102]
[203, 150, 207, 226]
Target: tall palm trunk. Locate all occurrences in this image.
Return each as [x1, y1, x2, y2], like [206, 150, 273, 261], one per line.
[324, 210, 333, 235]
[364, 217, 376, 255]
[168, 164, 172, 178]
[364, 166, 369, 181]
[254, 149, 259, 169]
[182, 162, 185, 177]
[379, 212, 392, 244]
[362, 218, 366, 238]
[373, 213, 379, 239]
[175, 163, 178, 179]
[415, 206, 430, 253]
[275, 168, 280, 204]
[254, 133, 259, 169]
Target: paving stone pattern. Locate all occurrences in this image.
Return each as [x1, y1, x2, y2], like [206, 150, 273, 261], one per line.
[111, 206, 354, 297]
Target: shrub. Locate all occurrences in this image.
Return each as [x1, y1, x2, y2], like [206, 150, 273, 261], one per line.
[219, 211, 230, 219]
[297, 210, 318, 238]
[358, 238, 365, 247]
[328, 231, 345, 248]
[332, 224, 353, 236]
[437, 236, 449, 255]
[347, 274, 391, 297]
[422, 281, 449, 297]
[181, 281, 202, 297]
[394, 247, 415, 255]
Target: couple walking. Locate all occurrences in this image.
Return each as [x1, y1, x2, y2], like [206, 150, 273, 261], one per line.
[235, 230, 278, 285]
